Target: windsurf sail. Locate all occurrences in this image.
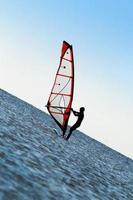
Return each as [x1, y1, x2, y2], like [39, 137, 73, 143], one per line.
[46, 41, 74, 132]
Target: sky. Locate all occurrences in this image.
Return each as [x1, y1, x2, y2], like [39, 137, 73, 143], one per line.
[0, 0, 133, 159]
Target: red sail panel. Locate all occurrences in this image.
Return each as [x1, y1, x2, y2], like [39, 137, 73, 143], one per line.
[47, 41, 74, 131]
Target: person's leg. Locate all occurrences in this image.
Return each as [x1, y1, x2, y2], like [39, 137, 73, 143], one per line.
[65, 124, 77, 140]
[65, 128, 73, 140]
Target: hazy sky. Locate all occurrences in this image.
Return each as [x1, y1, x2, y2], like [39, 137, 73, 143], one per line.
[0, 0, 133, 158]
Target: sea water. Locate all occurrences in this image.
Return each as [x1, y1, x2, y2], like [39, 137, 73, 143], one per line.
[0, 90, 133, 200]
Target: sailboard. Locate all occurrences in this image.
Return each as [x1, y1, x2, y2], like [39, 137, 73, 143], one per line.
[46, 41, 74, 134]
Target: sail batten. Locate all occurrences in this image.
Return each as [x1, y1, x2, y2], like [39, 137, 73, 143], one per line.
[62, 57, 72, 62]
[51, 93, 72, 96]
[47, 41, 74, 131]
[57, 73, 72, 78]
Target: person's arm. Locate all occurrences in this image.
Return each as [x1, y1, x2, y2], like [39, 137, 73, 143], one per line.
[71, 108, 79, 116]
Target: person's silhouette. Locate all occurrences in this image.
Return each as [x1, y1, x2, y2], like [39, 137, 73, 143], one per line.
[65, 107, 85, 140]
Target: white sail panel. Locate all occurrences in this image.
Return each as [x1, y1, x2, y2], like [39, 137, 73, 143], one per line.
[63, 48, 71, 60]
[59, 59, 72, 76]
[52, 76, 72, 94]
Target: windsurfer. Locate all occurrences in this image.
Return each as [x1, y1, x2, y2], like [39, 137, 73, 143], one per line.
[64, 107, 85, 140]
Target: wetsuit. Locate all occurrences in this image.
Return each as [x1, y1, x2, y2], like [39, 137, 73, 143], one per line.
[65, 107, 84, 140]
